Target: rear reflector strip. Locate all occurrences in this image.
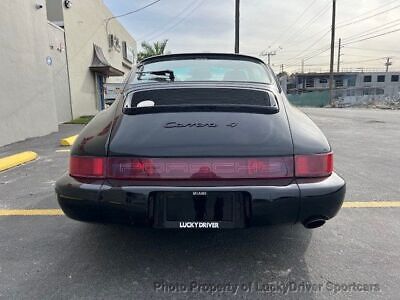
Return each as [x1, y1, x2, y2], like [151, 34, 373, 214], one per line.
[106, 157, 294, 180]
[70, 153, 333, 180]
[70, 156, 294, 180]
[295, 152, 333, 178]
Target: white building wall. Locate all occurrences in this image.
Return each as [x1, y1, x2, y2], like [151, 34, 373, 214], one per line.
[0, 0, 58, 147]
[61, 0, 136, 118]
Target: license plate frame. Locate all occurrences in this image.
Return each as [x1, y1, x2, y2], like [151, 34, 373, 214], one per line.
[152, 191, 248, 229]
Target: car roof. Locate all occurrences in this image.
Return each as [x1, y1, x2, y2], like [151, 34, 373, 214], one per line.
[139, 53, 267, 66]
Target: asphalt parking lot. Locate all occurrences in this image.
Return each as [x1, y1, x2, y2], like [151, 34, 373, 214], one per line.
[0, 108, 399, 299]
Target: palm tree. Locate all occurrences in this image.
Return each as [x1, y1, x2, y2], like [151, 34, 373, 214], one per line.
[137, 39, 168, 62]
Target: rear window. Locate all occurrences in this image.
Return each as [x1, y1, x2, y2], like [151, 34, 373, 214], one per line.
[132, 58, 272, 84]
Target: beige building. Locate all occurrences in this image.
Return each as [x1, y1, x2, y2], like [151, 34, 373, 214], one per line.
[0, 0, 59, 147]
[47, 0, 137, 117]
[0, 0, 136, 147]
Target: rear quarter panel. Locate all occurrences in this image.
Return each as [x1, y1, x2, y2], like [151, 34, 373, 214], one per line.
[70, 99, 120, 156]
[281, 96, 331, 155]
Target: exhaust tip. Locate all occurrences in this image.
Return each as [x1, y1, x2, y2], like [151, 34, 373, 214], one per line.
[303, 217, 326, 229]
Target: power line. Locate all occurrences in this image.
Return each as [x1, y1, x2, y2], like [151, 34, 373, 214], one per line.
[141, 0, 204, 42]
[136, 0, 198, 40]
[105, 0, 163, 34]
[337, 3, 400, 29]
[344, 46, 400, 53]
[304, 47, 331, 61]
[282, 46, 331, 68]
[336, 0, 398, 26]
[284, 0, 400, 58]
[282, 23, 330, 50]
[342, 53, 387, 58]
[285, 29, 331, 62]
[341, 18, 400, 42]
[280, 2, 331, 48]
[284, 0, 396, 50]
[106, 0, 162, 21]
[342, 27, 400, 45]
[276, 44, 331, 66]
[341, 57, 388, 64]
[273, 0, 400, 73]
[271, 0, 400, 67]
[279, 0, 400, 61]
[283, 10, 400, 66]
[264, 1, 330, 64]
[268, 0, 318, 49]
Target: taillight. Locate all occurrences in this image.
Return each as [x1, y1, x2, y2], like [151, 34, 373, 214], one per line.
[70, 156, 105, 178]
[295, 152, 333, 178]
[69, 154, 333, 180]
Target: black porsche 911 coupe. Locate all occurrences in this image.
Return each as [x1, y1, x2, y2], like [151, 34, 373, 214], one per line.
[55, 53, 345, 229]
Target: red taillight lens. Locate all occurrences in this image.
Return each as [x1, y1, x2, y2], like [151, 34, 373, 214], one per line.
[69, 154, 333, 180]
[295, 152, 333, 178]
[106, 157, 294, 180]
[70, 156, 105, 178]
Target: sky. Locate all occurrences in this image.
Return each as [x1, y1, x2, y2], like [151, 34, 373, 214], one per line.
[103, 0, 400, 74]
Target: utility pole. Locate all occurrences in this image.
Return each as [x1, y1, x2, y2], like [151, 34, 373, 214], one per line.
[280, 64, 284, 73]
[264, 51, 276, 66]
[329, 0, 336, 106]
[301, 59, 305, 73]
[385, 57, 392, 72]
[337, 38, 342, 72]
[261, 47, 281, 65]
[235, 0, 240, 53]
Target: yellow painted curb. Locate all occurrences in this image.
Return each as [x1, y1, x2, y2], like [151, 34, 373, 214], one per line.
[0, 209, 64, 216]
[60, 135, 77, 146]
[343, 201, 400, 208]
[0, 151, 38, 172]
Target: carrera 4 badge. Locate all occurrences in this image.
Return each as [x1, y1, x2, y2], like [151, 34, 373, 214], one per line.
[164, 122, 239, 128]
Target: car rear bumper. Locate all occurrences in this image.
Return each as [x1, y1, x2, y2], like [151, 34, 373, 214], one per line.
[55, 172, 345, 228]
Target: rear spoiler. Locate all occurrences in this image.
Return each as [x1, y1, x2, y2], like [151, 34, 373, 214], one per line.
[123, 104, 279, 115]
[123, 87, 280, 115]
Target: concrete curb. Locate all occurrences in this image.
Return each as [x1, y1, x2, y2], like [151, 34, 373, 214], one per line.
[60, 135, 77, 146]
[0, 151, 38, 172]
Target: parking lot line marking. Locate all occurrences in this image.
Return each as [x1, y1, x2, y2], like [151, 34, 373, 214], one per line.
[342, 201, 400, 208]
[56, 149, 71, 153]
[0, 209, 64, 216]
[60, 135, 77, 146]
[0, 202, 400, 217]
[0, 151, 38, 172]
